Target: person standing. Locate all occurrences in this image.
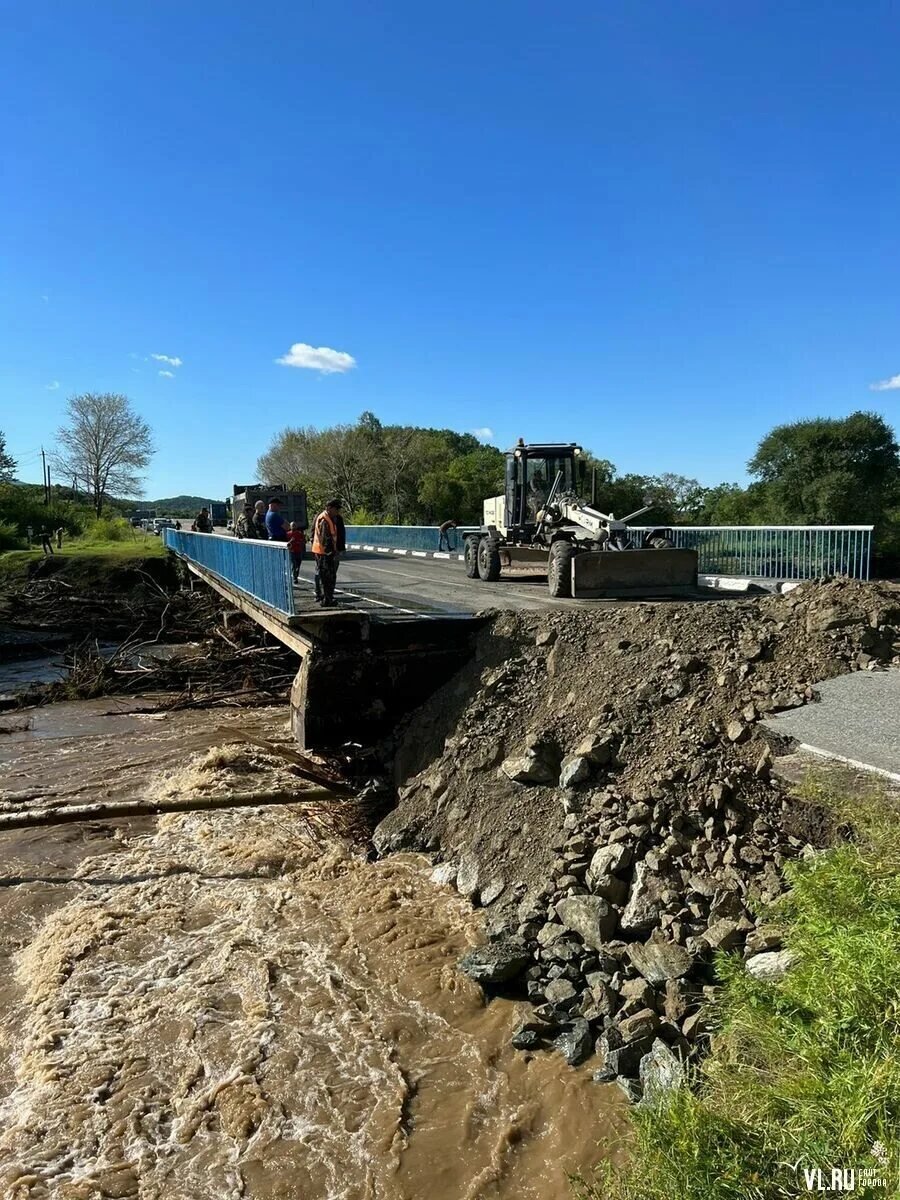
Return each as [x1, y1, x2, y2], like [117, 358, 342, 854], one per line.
[438, 518, 458, 551]
[252, 500, 268, 539]
[236, 504, 256, 538]
[311, 499, 343, 607]
[265, 497, 287, 541]
[286, 522, 307, 582]
[39, 528, 54, 556]
[194, 507, 212, 533]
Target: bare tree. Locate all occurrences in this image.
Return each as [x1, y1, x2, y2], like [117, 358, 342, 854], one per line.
[55, 393, 154, 516]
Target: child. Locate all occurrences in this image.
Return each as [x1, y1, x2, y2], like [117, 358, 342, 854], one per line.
[286, 522, 307, 582]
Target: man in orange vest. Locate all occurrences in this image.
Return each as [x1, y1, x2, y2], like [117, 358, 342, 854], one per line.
[312, 498, 343, 607]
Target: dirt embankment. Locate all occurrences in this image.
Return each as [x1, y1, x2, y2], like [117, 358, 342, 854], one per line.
[376, 578, 900, 1095]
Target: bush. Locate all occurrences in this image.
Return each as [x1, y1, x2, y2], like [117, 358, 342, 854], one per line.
[79, 517, 134, 543]
[0, 519, 19, 551]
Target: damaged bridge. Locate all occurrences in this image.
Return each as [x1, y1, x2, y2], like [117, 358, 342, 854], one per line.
[163, 530, 478, 749]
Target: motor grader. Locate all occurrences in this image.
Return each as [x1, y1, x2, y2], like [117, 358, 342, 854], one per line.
[463, 440, 698, 599]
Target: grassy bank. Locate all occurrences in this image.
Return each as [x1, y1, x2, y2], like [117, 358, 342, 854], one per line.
[0, 533, 165, 587]
[578, 775, 900, 1200]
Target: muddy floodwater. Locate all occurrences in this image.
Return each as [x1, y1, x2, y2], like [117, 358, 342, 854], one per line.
[0, 698, 625, 1199]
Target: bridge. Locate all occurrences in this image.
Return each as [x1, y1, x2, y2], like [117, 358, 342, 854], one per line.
[162, 530, 482, 750]
[162, 521, 874, 747]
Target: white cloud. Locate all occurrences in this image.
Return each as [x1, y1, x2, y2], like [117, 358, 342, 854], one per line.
[158, 369, 175, 378]
[46, 380, 60, 390]
[870, 373, 900, 392]
[151, 353, 183, 368]
[275, 342, 356, 374]
[471, 426, 494, 441]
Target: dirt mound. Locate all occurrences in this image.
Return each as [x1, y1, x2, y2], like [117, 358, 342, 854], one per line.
[375, 578, 900, 1095]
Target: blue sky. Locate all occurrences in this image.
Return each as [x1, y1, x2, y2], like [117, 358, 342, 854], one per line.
[2, 1, 898, 500]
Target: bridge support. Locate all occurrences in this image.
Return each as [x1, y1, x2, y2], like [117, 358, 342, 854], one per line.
[172, 555, 478, 750]
[289, 622, 474, 750]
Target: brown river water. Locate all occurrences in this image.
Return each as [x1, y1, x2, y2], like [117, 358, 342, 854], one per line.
[0, 697, 626, 1199]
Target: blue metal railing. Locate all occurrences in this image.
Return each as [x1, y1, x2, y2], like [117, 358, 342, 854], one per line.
[164, 530, 295, 614]
[346, 523, 873, 580]
[629, 525, 873, 581]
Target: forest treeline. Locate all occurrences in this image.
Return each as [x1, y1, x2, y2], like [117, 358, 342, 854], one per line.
[257, 410, 900, 549]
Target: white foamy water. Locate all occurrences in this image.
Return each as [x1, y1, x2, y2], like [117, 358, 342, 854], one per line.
[0, 699, 625, 1199]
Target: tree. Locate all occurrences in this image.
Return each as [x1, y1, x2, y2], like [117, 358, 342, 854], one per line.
[748, 411, 900, 528]
[0, 431, 16, 482]
[55, 393, 154, 516]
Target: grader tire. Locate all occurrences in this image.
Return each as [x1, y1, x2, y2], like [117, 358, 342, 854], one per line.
[648, 536, 675, 549]
[477, 537, 502, 582]
[464, 536, 480, 579]
[548, 540, 574, 598]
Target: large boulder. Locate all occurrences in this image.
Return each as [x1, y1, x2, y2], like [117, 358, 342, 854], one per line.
[555, 895, 617, 949]
[619, 863, 668, 936]
[501, 752, 557, 785]
[745, 949, 796, 982]
[458, 941, 530, 986]
[628, 934, 694, 983]
[638, 1038, 686, 1106]
[554, 1018, 593, 1066]
[559, 755, 591, 788]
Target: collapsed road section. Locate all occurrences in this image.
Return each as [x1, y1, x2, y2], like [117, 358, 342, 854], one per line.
[375, 577, 900, 1098]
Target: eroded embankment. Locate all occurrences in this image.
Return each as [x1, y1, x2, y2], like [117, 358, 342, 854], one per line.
[376, 578, 900, 1095]
[0, 705, 627, 1199]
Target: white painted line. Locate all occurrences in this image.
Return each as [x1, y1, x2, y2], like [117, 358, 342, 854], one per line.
[377, 547, 392, 554]
[349, 543, 362, 549]
[433, 551, 450, 559]
[392, 548, 409, 555]
[363, 544, 375, 551]
[411, 551, 427, 557]
[797, 742, 900, 785]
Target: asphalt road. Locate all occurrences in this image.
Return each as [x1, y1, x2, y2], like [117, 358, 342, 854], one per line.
[292, 548, 716, 616]
[763, 669, 900, 781]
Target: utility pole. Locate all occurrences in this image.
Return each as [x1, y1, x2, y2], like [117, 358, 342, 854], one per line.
[41, 447, 48, 503]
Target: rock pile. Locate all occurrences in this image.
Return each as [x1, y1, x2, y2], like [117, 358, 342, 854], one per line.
[375, 578, 900, 1100]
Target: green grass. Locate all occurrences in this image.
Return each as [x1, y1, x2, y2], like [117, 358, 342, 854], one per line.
[0, 532, 165, 586]
[577, 778, 900, 1200]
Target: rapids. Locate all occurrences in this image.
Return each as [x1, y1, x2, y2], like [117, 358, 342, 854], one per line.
[0, 699, 625, 1199]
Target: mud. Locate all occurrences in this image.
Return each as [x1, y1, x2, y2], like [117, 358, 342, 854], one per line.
[0, 700, 626, 1199]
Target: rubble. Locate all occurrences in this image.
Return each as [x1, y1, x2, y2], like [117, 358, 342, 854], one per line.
[376, 577, 900, 1097]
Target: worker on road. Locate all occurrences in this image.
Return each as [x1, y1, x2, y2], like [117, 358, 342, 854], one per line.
[193, 507, 212, 533]
[438, 518, 458, 551]
[312, 498, 343, 608]
[251, 501, 267, 539]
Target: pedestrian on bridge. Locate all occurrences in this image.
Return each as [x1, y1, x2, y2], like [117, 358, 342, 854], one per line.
[287, 522, 307, 582]
[265, 497, 287, 541]
[236, 504, 256, 538]
[312, 499, 343, 607]
[438, 518, 458, 551]
[252, 501, 267, 539]
[193, 508, 212, 533]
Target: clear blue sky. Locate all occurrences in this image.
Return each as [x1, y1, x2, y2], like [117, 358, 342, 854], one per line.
[3, 1, 898, 500]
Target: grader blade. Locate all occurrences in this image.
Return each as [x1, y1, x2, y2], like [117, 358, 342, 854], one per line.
[571, 548, 698, 598]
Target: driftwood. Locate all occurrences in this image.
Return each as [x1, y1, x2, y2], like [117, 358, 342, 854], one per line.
[0, 786, 346, 831]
